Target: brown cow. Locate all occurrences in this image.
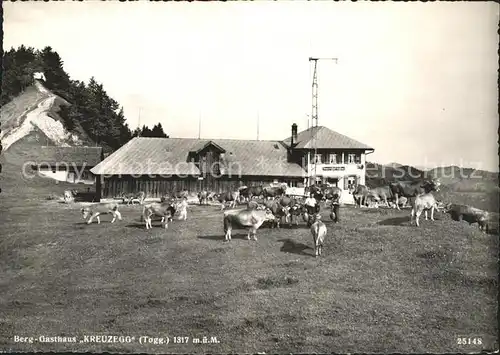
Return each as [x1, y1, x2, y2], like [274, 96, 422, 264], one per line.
[366, 186, 393, 208]
[353, 185, 369, 208]
[217, 191, 240, 210]
[443, 203, 490, 232]
[263, 199, 290, 228]
[389, 179, 441, 210]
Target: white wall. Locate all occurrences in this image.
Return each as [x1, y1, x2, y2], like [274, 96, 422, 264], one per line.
[305, 152, 368, 189]
[39, 170, 68, 182]
[38, 168, 95, 184]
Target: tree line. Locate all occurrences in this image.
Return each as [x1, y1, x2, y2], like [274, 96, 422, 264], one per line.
[1, 45, 168, 151]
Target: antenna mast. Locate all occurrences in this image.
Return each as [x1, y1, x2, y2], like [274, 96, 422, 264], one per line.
[137, 107, 142, 137]
[198, 112, 201, 139]
[308, 57, 338, 185]
[257, 111, 260, 140]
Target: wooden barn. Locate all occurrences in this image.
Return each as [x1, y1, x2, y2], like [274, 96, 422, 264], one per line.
[90, 124, 374, 201]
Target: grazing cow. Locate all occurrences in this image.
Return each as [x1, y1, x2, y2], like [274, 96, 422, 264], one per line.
[310, 214, 327, 257]
[389, 179, 441, 210]
[122, 191, 146, 205]
[366, 186, 393, 208]
[263, 184, 287, 199]
[217, 191, 240, 210]
[142, 202, 177, 229]
[223, 208, 276, 242]
[443, 203, 490, 232]
[81, 203, 122, 224]
[353, 185, 369, 208]
[410, 193, 440, 227]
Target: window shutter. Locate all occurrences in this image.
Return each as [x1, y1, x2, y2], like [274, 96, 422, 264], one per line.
[343, 177, 348, 190]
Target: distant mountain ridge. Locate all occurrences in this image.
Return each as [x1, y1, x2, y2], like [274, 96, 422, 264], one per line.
[366, 161, 498, 192]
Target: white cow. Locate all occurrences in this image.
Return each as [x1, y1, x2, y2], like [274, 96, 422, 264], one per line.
[81, 203, 122, 224]
[410, 193, 441, 227]
[310, 214, 327, 257]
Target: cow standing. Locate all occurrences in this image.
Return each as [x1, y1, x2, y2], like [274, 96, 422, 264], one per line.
[81, 203, 122, 224]
[217, 191, 240, 210]
[198, 191, 211, 205]
[366, 186, 393, 208]
[142, 202, 176, 229]
[410, 193, 440, 227]
[263, 199, 290, 228]
[223, 209, 275, 242]
[310, 214, 327, 257]
[389, 179, 441, 210]
[353, 185, 369, 208]
[122, 191, 146, 205]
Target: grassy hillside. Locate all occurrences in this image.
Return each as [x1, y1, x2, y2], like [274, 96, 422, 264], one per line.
[0, 131, 92, 206]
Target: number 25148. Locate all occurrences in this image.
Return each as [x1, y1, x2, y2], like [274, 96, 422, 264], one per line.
[457, 337, 483, 346]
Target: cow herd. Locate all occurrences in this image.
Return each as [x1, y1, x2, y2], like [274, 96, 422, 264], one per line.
[74, 177, 496, 259]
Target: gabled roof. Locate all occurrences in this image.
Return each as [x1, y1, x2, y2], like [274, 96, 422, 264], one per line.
[192, 140, 226, 154]
[91, 137, 306, 177]
[33, 146, 103, 167]
[282, 126, 373, 150]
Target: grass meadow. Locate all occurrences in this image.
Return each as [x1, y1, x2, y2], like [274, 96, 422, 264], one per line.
[0, 193, 498, 353]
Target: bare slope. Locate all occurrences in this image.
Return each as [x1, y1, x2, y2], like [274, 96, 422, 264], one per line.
[0, 80, 85, 151]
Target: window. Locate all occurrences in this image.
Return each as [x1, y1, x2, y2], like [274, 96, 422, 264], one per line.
[328, 154, 337, 164]
[355, 153, 362, 164]
[314, 154, 322, 164]
[347, 153, 356, 164]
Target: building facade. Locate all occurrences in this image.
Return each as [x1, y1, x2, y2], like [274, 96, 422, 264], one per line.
[91, 124, 373, 200]
[32, 146, 104, 198]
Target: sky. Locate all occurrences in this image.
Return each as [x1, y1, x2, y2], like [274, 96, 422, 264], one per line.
[4, 1, 499, 171]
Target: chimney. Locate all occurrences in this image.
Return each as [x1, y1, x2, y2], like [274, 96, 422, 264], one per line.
[291, 123, 298, 147]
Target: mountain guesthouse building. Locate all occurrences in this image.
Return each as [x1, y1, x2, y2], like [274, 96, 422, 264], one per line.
[91, 124, 374, 201]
